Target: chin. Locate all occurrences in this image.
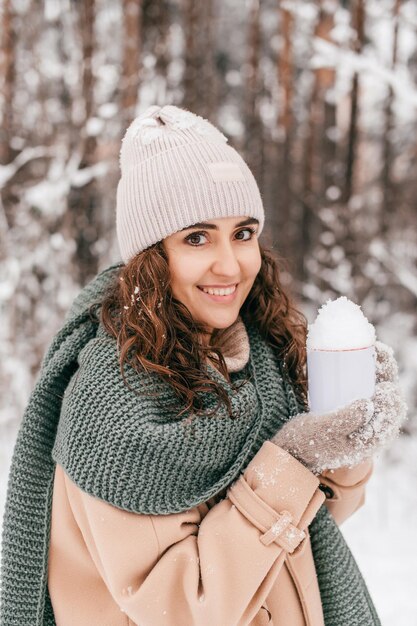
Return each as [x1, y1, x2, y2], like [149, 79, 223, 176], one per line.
[206, 313, 240, 330]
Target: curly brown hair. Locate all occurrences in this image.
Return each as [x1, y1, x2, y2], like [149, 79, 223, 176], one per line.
[98, 241, 308, 422]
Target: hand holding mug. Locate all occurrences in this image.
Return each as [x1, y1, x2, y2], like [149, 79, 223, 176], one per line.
[271, 341, 407, 475]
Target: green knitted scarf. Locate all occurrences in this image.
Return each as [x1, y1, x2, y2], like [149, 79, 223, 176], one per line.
[0, 263, 381, 626]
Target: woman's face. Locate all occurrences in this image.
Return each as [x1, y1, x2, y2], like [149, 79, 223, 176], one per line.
[162, 216, 262, 344]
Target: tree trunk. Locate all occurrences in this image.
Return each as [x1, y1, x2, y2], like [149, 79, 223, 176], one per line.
[121, 0, 142, 127]
[299, 4, 336, 284]
[243, 0, 263, 185]
[381, 0, 401, 234]
[275, 6, 294, 262]
[199, 0, 217, 116]
[183, 0, 200, 112]
[343, 0, 365, 204]
[0, 0, 16, 166]
[66, 0, 99, 284]
[182, 0, 216, 118]
[153, 0, 170, 102]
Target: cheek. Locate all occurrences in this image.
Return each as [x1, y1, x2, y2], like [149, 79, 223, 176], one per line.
[243, 248, 262, 277]
[169, 258, 202, 292]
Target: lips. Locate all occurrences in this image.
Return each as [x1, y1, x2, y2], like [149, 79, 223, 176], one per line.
[197, 283, 238, 290]
[197, 284, 237, 295]
[197, 284, 239, 302]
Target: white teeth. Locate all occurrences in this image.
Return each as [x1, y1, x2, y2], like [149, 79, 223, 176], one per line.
[200, 285, 237, 296]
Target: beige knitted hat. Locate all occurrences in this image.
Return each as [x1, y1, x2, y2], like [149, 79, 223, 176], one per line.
[116, 104, 265, 264]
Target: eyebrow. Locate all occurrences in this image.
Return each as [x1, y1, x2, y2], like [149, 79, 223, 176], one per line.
[180, 217, 259, 231]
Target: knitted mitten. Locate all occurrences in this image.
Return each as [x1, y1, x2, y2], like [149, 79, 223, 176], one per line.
[271, 341, 408, 475]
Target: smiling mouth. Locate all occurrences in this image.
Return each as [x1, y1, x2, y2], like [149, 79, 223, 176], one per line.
[197, 284, 238, 296]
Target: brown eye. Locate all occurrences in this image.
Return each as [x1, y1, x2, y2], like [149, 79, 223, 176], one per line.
[185, 227, 256, 247]
[235, 227, 256, 240]
[185, 232, 208, 246]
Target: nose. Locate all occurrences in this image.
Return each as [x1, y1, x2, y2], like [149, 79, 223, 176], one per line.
[210, 238, 241, 277]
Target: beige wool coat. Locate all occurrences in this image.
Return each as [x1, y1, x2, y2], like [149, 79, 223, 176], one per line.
[48, 317, 373, 626]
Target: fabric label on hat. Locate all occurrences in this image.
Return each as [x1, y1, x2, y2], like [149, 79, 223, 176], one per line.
[207, 162, 245, 182]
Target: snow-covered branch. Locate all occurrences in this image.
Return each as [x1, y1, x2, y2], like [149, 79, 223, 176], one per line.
[311, 37, 417, 108]
[370, 239, 417, 298]
[0, 147, 56, 189]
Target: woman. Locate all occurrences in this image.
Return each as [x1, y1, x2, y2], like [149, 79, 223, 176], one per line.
[0, 105, 407, 626]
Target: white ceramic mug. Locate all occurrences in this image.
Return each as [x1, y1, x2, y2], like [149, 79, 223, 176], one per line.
[307, 345, 376, 414]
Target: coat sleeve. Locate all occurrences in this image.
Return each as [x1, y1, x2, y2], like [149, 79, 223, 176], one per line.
[317, 458, 374, 525]
[61, 441, 325, 626]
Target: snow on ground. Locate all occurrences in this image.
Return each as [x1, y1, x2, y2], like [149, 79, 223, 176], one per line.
[342, 434, 417, 626]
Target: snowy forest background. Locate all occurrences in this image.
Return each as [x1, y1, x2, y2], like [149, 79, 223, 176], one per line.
[1, 0, 416, 623]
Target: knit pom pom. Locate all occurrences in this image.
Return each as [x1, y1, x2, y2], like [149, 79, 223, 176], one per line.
[127, 116, 165, 145]
[123, 105, 229, 147]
